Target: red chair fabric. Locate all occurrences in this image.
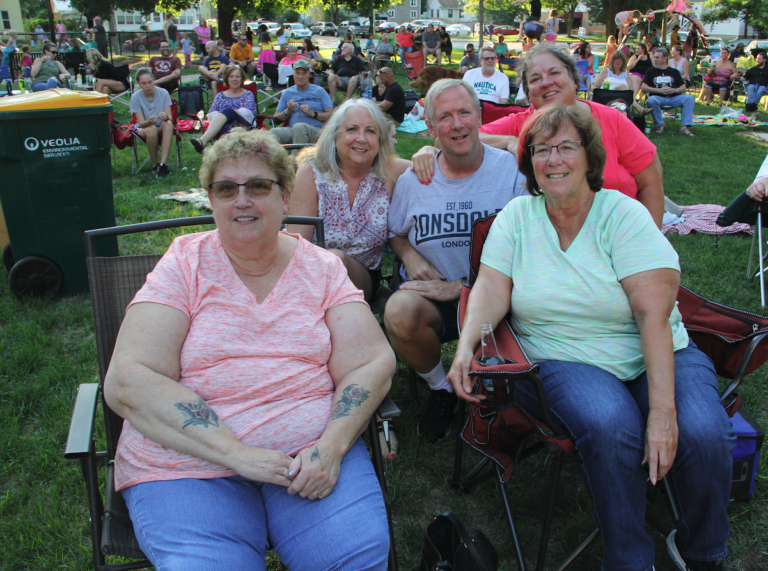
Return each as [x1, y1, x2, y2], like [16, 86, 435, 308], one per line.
[404, 50, 424, 79]
[479, 101, 528, 126]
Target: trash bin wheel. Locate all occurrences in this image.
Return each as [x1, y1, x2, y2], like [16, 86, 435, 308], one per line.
[8, 256, 63, 299]
[2, 243, 13, 272]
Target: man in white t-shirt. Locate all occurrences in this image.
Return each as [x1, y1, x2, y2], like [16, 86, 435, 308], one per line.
[385, 79, 525, 442]
[462, 47, 510, 104]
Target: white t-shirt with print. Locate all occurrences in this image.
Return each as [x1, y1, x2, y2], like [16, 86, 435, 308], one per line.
[462, 68, 510, 103]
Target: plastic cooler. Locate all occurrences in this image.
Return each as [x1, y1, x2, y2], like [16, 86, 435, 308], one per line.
[0, 88, 118, 298]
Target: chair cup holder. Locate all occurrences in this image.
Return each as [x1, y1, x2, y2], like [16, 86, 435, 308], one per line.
[472, 356, 517, 410]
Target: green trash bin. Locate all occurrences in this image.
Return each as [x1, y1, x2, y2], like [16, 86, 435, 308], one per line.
[0, 88, 119, 299]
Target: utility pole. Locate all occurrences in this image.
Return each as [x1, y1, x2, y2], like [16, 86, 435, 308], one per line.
[478, 0, 484, 48]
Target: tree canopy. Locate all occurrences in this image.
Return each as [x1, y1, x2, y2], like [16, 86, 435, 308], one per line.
[701, 0, 768, 35]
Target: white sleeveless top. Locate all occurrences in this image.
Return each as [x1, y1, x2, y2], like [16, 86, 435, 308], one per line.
[605, 69, 629, 90]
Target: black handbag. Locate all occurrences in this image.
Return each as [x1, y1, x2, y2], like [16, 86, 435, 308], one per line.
[419, 512, 499, 571]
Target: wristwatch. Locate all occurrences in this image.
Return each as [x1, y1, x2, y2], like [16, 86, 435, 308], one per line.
[313, 111, 318, 119]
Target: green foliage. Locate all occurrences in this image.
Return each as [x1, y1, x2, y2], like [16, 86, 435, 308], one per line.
[283, 9, 301, 22]
[702, 0, 768, 35]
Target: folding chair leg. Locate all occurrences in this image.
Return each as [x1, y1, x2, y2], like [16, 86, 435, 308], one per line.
[748, 226, 757, 279]
[497, 464, 528, 571]
[82, 440, 106, 569]
[535, 454, 564, 571]
[758, 211, 765, 306]
[368, 415, 399, 571]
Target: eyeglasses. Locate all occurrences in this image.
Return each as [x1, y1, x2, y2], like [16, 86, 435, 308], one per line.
[208, 179, 278, 201]
[529, 140, 583, 161]
[47, 50, 58, 54]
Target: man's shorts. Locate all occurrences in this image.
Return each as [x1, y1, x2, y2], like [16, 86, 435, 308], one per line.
[339, 76, 353, 89]
[169, 40, 177, 50]
[394, 281, 459, 343]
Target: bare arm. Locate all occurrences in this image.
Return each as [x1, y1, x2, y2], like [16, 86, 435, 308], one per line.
[286, 162, 319, 241]
[377, 98, 393, 111]
[30, 57, 44, 77]
[592, 67, 609, 89]
[621, 268, 680, 485]
[447, 264, 512, 402]
[104, 303, 294, 485]
[389, 234, 444, 281]
[634, 154, 665, 229]
[412, 133, 517, 184]
[286, 302, 395, 498]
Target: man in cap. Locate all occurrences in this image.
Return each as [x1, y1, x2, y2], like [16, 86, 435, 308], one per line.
[270, 59, 334, 144]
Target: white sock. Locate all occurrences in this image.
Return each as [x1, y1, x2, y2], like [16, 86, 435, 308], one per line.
[417, 361, 454, 393]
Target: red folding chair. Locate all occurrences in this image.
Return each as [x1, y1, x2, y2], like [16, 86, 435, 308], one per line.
[130, 99, 183, 174]
[479, 100, 528, 126]
[453, 213, 768, 570]
[404, 50, 424, 80]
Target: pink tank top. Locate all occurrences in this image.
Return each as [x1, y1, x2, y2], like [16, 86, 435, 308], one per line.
[712, 66, 732, 83]
[312, 162, 389, 270]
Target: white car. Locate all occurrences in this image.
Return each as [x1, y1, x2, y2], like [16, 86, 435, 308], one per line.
[446, 24, 472, 37]
[284, 23, 312, 38]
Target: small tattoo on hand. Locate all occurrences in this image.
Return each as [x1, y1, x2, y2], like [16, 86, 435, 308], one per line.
[330, 384, 370, 420]
[311, 446, 320, 462]
[175, 397, 220, 429]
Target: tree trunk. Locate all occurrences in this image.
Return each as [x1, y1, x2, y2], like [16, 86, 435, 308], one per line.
[478, 0, 484, 48]
[218, 5, 234, 43]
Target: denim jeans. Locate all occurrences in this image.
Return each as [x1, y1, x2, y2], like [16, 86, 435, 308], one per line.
[646, 93, 695, 128]
[122, 438, 389, 571]
[747, 83, 767, 105]
[398, 46, 413, 67]
[515, 341, 733, 571]
[32, 77, 59, 92]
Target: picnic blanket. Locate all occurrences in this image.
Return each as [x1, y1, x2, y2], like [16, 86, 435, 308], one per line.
[397, 119, 429, 134]
[668, 113, 768, 127]
[158, 188, 211, 210]
[119, 119, 208, 133]
[662, 204, 753, 236]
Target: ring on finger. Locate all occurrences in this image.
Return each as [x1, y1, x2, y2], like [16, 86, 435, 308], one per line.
[313, 489, 322, 498]
[282, 468, 289, 477]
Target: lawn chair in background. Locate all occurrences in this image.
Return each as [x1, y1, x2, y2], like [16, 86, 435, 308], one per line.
[451, 213, 768, 570]
[130, 99, 182, 174]
[575, 59, 591, 98]
[65, 216, 401, 571]
[717, 193, 768, 304]
[479, 100, 527, 126]
[404, 50, 424, 80]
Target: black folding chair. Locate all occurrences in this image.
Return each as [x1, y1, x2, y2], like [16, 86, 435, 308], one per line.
[65, 215, 400, 571]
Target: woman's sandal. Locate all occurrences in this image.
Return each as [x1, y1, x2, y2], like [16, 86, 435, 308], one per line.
[680, 127, 694, 137]
[377, 418, 398, 460]
[639, 107, 653, 117]
[190, 138, 205, 154]
[655, 124, 666, 134]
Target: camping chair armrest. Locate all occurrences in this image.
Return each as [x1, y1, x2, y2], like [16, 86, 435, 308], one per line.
[720, 331, 768, 401]
[64, 383, 100, 459]
[376, 396, 401, 420]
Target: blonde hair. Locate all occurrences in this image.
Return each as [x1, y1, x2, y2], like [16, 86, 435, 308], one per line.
[86, 48, 104, 71]
[200, 128, 295, 197]
[297, 99, 396, 183]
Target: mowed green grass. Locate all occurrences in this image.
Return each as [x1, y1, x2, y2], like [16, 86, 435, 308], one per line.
[1, 68, 768, 570]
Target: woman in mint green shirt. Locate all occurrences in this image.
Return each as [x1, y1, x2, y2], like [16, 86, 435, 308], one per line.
[447, 105, 733, 571]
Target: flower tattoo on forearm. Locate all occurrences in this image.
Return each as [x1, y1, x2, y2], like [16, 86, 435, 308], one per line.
[175, 397, 220, 429]
[330, 384, 370, 420]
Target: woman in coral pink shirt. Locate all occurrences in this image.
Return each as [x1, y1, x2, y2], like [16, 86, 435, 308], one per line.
[105, 128, 395, 570]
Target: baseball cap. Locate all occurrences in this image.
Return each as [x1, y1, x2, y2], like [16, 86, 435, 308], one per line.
[293, 59, 311, 70]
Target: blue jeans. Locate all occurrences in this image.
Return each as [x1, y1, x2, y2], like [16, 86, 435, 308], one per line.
[32, 77, 59, 92]
[122, 438, 389, 571]
[747, 83, 767, 105]
[646, 93, 695, 128]
[515, 341, 733, 571]
[398, 46, 413, 67]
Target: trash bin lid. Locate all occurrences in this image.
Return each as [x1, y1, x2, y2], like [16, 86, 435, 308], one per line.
[0, 88, 110, 111]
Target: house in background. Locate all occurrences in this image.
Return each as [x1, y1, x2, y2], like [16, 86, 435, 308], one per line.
[425, 0, 473, 23]
[0, 0, 24, 32]
[386, 0, 423, 24]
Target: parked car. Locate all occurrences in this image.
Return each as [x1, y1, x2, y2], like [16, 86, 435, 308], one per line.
[704, 36, 727, 57]
[492, 26, 519, 37]
[339, 20, 370, 37]
[376, 22, 399, 33]
[746, 39, 768, 56]
[123, 30, 197, 53]
[283, 23, 312, 38]
[311, 22, 339, 36]
[445, 24, 472, 37]
[666, 30, 689, 45]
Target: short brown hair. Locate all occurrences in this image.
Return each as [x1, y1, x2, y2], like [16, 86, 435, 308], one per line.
[517, 105, 606, 195]
[518, 42, 581, 97]
[222, 65, 246, 88]
[199, 128, 295, 198]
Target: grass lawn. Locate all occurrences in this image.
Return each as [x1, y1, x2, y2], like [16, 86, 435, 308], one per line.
[2, 68, 768, 571]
